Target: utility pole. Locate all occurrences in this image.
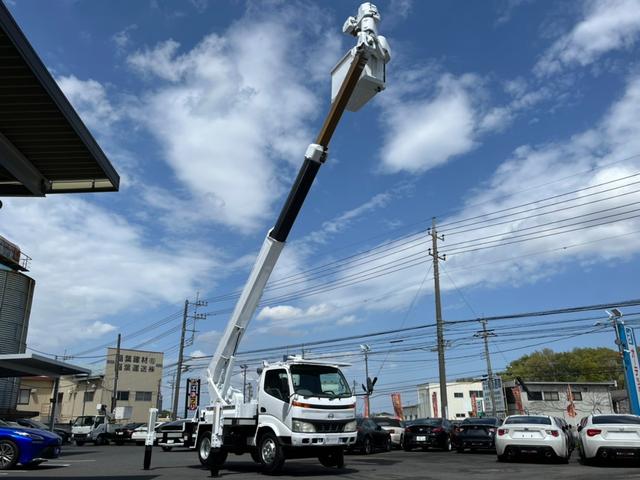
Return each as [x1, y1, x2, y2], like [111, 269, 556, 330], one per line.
[360, 344, 371, 417]
[111, 333, 121, 412]
[172, 299, 189, 420]
[241, 364, 248, 403]
[475, 320, 497, 416]
[429, 217, 448, 419]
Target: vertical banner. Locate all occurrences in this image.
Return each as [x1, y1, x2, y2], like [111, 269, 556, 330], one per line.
[566, 384, 577, 418]
[391, 393, 404, 420]
[432, 391, 438, 417]
[471, 392, 477, 417]
[184, 378, 201, 418]
[619, 324, 640, 415]
[512, 386, 524, 414]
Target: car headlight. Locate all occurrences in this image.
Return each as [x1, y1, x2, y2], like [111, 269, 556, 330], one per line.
[343, 420, 357, 432]
[292, 420, 316, 433]
[16, 431, 45, 442]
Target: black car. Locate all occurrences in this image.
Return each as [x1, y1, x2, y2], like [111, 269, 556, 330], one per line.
[111, 422, 144, 445]
[403, 418, 453, 451]
[349, 418, 392, 454]
[12, 418, 70, 444]
[453, 417, 502, 452]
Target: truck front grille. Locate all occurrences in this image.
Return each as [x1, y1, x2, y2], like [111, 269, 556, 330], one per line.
[310, 421, 345, 433]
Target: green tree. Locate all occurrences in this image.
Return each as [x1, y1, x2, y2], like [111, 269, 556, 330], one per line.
[501, 347, 624, 387]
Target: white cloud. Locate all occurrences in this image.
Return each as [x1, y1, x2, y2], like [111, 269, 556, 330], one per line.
[56, 75, 121, 133]
[126, 5, 341, 231]
[112, 24, 138, 50]
[2, 197, 218, 350]
[535, 0, 640, 76]
[379, 73, 480, 174]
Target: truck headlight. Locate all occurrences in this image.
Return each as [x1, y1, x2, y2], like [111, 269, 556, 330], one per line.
[344, 420, 357, 432]
[292, 420, 316, 433]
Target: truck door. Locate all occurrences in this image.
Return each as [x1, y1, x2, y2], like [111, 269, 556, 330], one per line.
[259, 369, 292, 429]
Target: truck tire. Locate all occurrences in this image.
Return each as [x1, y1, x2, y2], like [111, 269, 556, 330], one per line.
[0, 439, 19, 470]
[318, 448, 344, 468]
[258, 432, 285, 475]
[197, 431, 227, 467]
[95, 435, 108, 446]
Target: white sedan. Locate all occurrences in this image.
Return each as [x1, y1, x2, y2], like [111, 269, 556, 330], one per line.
[495, 415, 570, 463]
[578, 414, 640, 463]
[131, 422, 165, 446]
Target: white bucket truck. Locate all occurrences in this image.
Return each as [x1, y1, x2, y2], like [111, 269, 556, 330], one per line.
[71, 404, 131, 446]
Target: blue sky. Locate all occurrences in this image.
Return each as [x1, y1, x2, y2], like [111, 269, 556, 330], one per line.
[3, 0, 640, 413]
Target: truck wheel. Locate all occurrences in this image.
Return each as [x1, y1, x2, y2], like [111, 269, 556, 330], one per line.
[75, 440, 85, 447]
[318, 448, 344, 468]
[95, 435, 108, 446]
[161, 446, 173, 452]
[258, 432, 285, 475]
[197, 431, 211, 466]
[0, 440, 19, 470]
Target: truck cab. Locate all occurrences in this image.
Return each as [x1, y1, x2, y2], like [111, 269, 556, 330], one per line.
[71, 415, 106, 445]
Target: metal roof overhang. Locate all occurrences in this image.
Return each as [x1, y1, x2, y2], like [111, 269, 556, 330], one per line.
[0, 3, 119, 196]
[0, 353, 90, 378]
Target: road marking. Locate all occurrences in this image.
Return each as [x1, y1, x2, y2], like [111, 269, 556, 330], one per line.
[58, 459, 97, 462]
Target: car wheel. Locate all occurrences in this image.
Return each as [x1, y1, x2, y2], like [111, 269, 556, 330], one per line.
[497, 454, 507, 462]
[443, 437, 452, 452]
[318, 448, 344, 468]
[161, 446, 173, 452]
[0, 440, 18, 470]
[385, 437, 392, 452]
[398, 435, 404, 450]
[258, 432, 285, 475]
[363, 437, 372, 455]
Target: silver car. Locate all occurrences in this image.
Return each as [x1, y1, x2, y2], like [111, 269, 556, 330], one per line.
[578, 414, 640, 463]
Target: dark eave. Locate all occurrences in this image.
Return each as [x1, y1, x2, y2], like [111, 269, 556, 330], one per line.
[0, 3, 119, 196]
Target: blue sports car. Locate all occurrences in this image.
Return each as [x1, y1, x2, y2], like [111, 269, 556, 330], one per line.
[0, 419, 62, 469]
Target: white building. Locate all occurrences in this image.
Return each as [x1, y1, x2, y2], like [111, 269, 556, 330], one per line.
[417, 381, 487, 420]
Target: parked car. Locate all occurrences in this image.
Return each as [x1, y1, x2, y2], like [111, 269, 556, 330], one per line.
[156, 419, 197, 451]
[111, 422, 144, 445]
[403, 418, 453, 451]
[496, 415, 570, 463]
[372, 416, 404, 448]
[131, 422, 164, 446]
[577, 414, 640, 463]
[453, 417, 502, 452]
[10, 418, 70, 444]
[554, 416, 576, 453]
[349, 418, 392, 454]
[0, 419, 62, 470]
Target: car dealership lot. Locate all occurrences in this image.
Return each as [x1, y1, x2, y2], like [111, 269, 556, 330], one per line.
[2, 445, 639, 479]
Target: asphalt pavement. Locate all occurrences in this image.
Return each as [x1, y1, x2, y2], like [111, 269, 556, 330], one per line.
[2, 444, 640, 479]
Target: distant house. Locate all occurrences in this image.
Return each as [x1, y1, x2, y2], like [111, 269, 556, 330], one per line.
[503, 380, 616, 425]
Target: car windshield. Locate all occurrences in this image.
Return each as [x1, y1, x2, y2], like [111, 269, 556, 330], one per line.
[505, 416, 551, 425]
[0, 419, 7, 426]
[463, 417, 499, 425]
[373, 418, 402, 427]
[593, 415, 640, 425]
[25, 419, 48, 429]
[290, 365, 351, 398]
[73, 416, 95, 426]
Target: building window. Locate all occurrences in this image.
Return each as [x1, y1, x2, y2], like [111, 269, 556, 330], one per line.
[116, 391, 130, 401]
[141, 357, 148, 364]
[124, 364, 131, 371]
[133, 356, 140, 363]
[528, 391, 543, 401]
[84, 391, 95, 402]
[140, 365, 147, 372]
[543, 391, 559, 401]
[106, 360, 114, 365]
[118, 364, 123, 371]
[132, 364, 139, 372]
[18, 388, 30, 405]
[150, 358, 156, 364]
[455, 413, 466, 418]
[454, 392, 463, 398]
[148, 366, 155, 373]
[469, 390, 483, 398]
[118, 354, 123, 362]
[125, 355, 131, 362]
[572, 391, 583, 401]
[135, 391, 152, 402]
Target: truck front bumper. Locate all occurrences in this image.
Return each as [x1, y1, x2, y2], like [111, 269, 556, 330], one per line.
[288, 432, 357, 447]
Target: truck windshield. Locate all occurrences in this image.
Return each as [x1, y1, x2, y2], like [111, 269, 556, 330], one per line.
[290, 365, 351, 398]
[73, 416, 95, 426]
